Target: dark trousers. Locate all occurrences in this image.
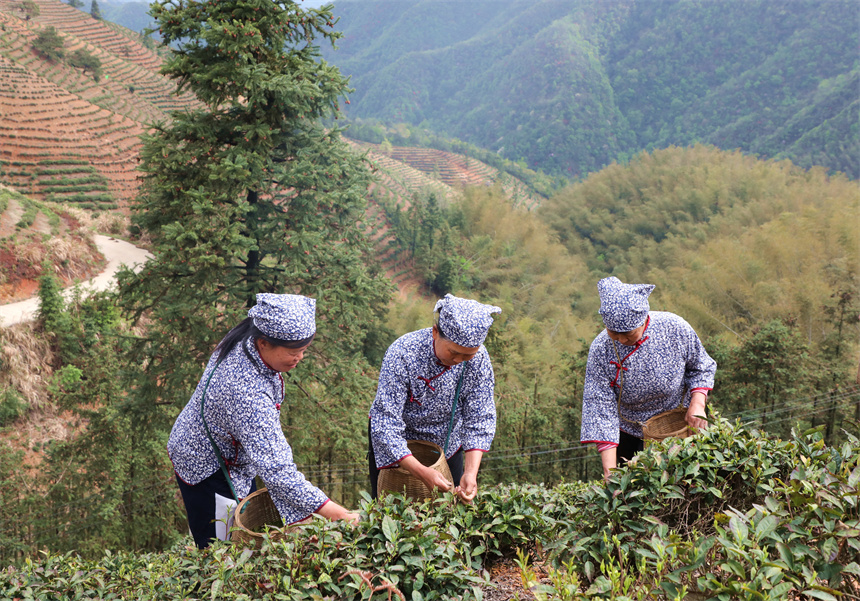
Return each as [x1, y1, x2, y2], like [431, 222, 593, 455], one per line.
[367, 422, 463, 498]
[617, 430, 645, 466]
[175, 469, 256, 549]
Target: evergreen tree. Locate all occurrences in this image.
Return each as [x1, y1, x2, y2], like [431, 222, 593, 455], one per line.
[90, 0, 101, 20]
[710, 320, 813, 437]
[32, 26, 64, 62]
[114, 0, 392, 507]
[68, 48, 102, 82]
[21, 0, 39, 19]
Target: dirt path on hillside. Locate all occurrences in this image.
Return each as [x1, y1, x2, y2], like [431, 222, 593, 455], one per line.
[0, 234, 151, 326]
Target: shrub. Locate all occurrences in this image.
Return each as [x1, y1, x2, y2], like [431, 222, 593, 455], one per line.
[537, 416, 860, 598]
[0, 388, 26, 426]
[0, 419, 856, 599]
[32, 26, 65, 62]
[67, 48, 102, 83]
[14, 199, 38, 229]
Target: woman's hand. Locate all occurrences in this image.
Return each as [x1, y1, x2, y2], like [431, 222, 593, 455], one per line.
[455, 473, 478, 503]
[316, 500, 360, 526]
[686, 392, 708, 430]
[455, 450, 484, 503]
[400, 456, 453, 493]
[599, 446, 617, 481]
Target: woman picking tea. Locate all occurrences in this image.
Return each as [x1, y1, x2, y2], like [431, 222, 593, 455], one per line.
[580, 277, 716, 479]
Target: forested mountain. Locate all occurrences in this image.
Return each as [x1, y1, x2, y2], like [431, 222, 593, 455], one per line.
[537, 145, 858, 343]
[320, 0, 858, 180]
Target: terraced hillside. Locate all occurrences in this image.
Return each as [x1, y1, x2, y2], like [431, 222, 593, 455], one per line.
[0, 0, 542, 302]
[346, 139, 542, 294]
[352, 140, 542, 210]
[0, 0, 200, 208]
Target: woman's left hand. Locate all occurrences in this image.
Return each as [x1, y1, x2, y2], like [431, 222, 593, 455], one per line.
[455, 473, 478, 504]
[685, 393, 708, 430]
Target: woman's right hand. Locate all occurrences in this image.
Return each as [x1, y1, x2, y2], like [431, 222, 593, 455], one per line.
[422, 468, 454, 493]
[316, 501, 360, 526]
[400, 456, 454, 493]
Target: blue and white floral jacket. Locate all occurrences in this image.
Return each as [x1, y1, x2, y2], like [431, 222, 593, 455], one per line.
[168, 337, 328, 524]
[369, 328, 497, 468]
[581, 311, 716, 444]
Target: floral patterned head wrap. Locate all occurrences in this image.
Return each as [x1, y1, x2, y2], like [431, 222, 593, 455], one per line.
[434, 293, 501, 347]
[597, 277, 655, 332]
[248, 293, 316, 341]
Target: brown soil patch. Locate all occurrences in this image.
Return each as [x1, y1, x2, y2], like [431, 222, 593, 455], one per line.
[481, 557, 552, 601]
[0, 191, 105, 303]
[0, 194, 25, 238]
[1, 277, 39, 301]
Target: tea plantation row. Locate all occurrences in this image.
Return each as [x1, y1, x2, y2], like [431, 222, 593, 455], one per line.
[2, 417, 857, 600]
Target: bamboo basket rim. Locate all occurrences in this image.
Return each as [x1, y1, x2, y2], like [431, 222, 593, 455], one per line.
[231, 488, 288, 548]
[377, 439, 453, 499]
[642, 407, 690, 441]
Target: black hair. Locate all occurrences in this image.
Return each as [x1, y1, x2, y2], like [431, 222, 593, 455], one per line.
[215, 317, 314, 362]
[432, 309, 449, 340]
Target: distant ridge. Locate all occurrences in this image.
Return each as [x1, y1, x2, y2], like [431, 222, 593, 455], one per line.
[323, 0, 859, 180]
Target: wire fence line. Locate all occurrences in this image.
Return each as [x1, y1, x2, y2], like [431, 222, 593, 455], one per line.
[295, 386, 860, 477]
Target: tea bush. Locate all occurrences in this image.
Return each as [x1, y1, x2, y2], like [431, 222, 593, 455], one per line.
[0, 418, 857, 600]
[534, 417, 860, 599]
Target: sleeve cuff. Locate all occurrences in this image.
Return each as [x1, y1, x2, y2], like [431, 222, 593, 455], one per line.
[582, 440, 618, 451]
[378, 453, 413, 470]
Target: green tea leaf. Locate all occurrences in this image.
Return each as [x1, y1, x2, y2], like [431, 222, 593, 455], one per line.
[729, 515, 748, 542]
[754, 514, 778, 540]
[211, 579, 223, 601]
[382, 515, 398, 542]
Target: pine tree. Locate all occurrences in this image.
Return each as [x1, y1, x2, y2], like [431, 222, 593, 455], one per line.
[114, 0, 392, 505]
[32, 26, 64, 62]
[21, 0, 40, 19]
[90, 0, 101, 20]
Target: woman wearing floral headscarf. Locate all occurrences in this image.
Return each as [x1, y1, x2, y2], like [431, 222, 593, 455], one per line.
[369, 294, 502, 503]
[168, 293, 357, 549]
[581, 277, 717, 479]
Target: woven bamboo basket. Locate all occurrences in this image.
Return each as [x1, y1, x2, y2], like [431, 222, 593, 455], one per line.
[377, 440, 453, 499]
[642, 407, 691, 441]
[231, 488, 290, 548]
